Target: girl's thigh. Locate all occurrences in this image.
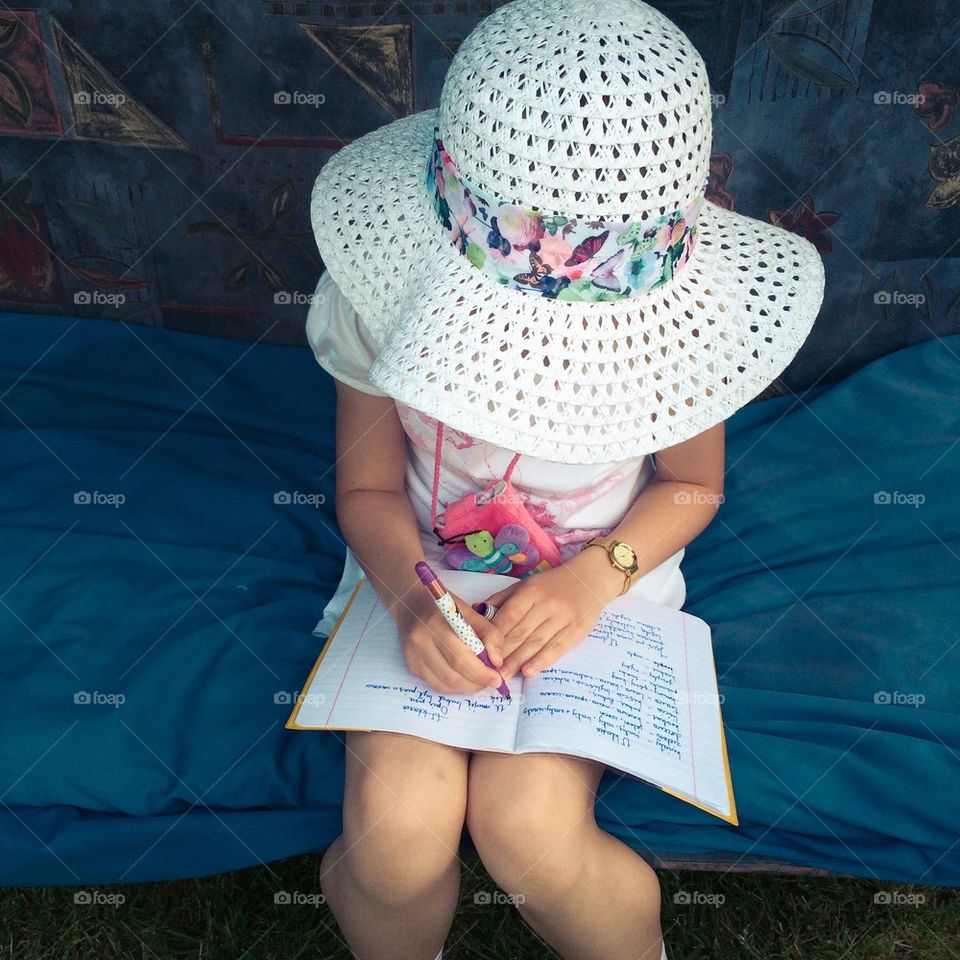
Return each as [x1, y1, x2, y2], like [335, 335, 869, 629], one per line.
[342, 730, 472, 844]
[467, 750, 607, 824]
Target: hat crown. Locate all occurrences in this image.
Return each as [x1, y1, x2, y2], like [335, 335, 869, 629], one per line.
[437, 0, 713, 224]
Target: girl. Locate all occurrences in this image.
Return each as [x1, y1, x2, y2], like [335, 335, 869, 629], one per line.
[305, 2, 824, 957]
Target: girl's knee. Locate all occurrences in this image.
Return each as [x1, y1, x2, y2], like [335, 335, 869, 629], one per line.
[466, 774, 554, 848]
[465, 758, 598, 898]
[342, 794, 463, 906]
[340, 736, 469, 905]
[466, 753, 600, 845]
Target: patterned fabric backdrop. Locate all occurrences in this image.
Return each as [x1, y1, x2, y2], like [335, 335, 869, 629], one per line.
[1, 1, 958, 397]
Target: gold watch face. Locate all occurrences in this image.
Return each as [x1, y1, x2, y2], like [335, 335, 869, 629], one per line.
[611, 541, 637, 571]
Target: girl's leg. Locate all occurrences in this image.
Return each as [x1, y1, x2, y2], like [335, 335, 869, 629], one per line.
[466, 751, 662, 960]
[320, 730, 470, 960]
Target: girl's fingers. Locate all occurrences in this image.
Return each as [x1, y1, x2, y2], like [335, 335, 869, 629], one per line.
[499, 625, 558, 679]
[472, 620, 506, 669]
[519, 641, 561, 678]
[520, 624, 583, 677]
[479, 582, 520, 609]
[438, 636, 501, 689]
[454, 593, 509, 676]
[431, 616, 503, 689]
[488, 589, 536, 642]
[424, 645, 490, 694]
[502, 604, 554, 650]
[459, 599, 507, 668]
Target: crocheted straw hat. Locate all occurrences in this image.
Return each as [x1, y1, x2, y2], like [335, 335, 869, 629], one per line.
[311, 0, 825, 464]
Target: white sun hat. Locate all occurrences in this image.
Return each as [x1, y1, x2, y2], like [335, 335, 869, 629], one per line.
[310, 0, 826, 465]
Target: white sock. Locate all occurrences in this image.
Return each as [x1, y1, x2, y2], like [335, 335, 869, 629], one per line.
[661, 941, 668, 960]
[435, 951, 444, 960]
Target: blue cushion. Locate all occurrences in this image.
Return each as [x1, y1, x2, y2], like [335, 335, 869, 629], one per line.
[1, 311, 958, 886]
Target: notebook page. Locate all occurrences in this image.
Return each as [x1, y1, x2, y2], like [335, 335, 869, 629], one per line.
[291, 571, 525, 753]
[514, 594, 730, 816]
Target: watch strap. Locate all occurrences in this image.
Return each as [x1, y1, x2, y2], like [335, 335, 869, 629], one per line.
[582, 537, 637, 596]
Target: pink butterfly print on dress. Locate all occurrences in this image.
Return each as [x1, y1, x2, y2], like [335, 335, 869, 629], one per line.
[394, 402, 478, 451]
[523, 470, 627, 529]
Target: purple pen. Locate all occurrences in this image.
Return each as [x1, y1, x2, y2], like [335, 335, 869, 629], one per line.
[415, 561, 511, 699]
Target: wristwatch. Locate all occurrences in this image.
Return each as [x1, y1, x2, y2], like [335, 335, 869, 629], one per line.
[581, 535, 640, 596]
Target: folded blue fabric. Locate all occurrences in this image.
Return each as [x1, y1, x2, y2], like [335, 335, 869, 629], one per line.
[0, 311, 957, 886]
[602, 338, 960, 883]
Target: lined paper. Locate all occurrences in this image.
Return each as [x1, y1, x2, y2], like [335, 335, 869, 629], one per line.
[515, 595, 730, 816]
[289, 569, 732, 819]
[290, 571, 524, 753]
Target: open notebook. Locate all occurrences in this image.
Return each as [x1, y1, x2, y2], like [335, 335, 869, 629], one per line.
[287, 569, 737, 824]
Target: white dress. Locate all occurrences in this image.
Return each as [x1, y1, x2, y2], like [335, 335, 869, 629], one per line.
[306, 271, 686, 635]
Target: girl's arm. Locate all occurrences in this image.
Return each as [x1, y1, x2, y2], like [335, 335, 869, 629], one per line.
[331, 380, 505, 693]
[501, 421, 726, 609]
[486, 421, 726, 679]
[573, 419, 726, 598]
[331, 379, 427, 618]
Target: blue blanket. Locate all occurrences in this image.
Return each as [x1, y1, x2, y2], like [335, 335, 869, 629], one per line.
[1, 312, 958, 887]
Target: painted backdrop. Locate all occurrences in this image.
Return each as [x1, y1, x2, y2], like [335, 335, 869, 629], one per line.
[0, 0, 958, 397]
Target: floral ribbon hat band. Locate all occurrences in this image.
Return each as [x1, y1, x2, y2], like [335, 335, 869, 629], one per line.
[309, 0, 827, 464]
[427, 127, 708, 303]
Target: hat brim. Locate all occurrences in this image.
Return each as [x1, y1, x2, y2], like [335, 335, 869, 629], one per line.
[312, 109, 826, 464]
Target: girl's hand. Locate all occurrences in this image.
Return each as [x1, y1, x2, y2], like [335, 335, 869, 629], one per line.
[479, 552, 624, 679]
[394, 590, 508, 696]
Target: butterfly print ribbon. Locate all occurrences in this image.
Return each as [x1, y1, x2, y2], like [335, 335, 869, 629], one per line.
[426, 126, 708, 302]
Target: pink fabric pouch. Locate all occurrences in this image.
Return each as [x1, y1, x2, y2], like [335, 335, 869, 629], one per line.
[429, 422, 561, 579]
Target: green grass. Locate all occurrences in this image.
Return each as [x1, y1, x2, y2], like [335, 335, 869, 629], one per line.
[2, 854, 957, 959]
